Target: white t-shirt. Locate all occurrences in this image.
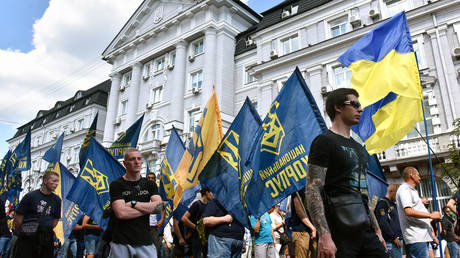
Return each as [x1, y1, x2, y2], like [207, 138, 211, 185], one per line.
[396, 182, 433, 244]
[270, 212, 284, 239]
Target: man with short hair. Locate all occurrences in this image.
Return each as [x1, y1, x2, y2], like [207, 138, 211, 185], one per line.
[441, 206, 459, 258]
[305, 88, 387, 258]
[396, 166, 441, 258]
[146, 172, 164, 258]
[182, 186, 214, 258]
[109, 148, 162, 258]
[375, 184, 403, 258]
[14, 170, 62, 257]
[290, 189, 316, 258]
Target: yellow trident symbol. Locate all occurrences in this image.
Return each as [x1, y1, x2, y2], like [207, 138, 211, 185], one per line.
[81, 159, 110, 194]
[261, 101, 285, 155]
[217, 130, 240, 176]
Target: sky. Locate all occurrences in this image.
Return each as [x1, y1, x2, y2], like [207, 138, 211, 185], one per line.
[0, 0, 283, 155]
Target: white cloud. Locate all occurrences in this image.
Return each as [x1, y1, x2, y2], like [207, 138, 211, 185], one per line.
[0, 0, 143, 126]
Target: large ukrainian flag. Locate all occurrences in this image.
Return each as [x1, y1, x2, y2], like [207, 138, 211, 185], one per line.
[338, 12, 423, 155]
[173, 87, 223, 209]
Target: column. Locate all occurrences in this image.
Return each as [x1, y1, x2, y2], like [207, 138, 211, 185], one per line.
[306, 66, 325, 118]
[169, 40, 187, 125]
[103, 72, 121, 146]
[202, 27, 217, 107]
[257, 81, 274, 115]
[126, 62, 143, 125]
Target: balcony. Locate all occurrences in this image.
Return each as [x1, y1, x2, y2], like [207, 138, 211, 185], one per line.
[139, 139, 161, 152]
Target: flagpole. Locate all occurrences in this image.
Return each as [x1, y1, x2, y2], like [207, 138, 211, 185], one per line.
[421, 99, 443, 258]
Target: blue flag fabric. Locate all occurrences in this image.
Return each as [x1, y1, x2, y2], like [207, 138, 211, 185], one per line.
[67, 137, 125, 229]
[245, 67, 327, 218]
[108, 115, 144, 159]
[59, 163, 84, 242]
[0, 150, 12, 187]
[157, 128, 196, 233]
[79, 113, 98, 170]
[6, 172, 22, 207]
[43, 133, 64, 163]
[199, 98, 262, 228]
[366, 152, 388, 209]
[7, 129, 31, 174]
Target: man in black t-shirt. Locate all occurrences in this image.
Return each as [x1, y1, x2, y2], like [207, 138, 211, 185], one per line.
[203, 199, 244, 257]
[289, 188, 316, 258]
[182, 186, 214, 258]
[14, 170, 61, 258]
[305, 88, 387, 258]
[109, 148, 162, 258]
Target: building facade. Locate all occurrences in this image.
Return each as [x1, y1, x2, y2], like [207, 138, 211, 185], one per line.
[102, 0, 460, 208]
[7, 80, 110, 193]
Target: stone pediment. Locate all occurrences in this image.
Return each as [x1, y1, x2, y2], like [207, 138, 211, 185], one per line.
[103, 0, 196, 57]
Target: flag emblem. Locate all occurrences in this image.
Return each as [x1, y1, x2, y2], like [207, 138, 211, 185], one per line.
[217, 131, 241, 174]
[81, 159, 109, 194]
[261, 101, 285, 155]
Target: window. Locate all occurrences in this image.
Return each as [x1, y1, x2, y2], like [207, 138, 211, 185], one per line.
[330, 17, 349, 38]
[69, 104, 75, 112]
[188, 110, 201, 133]
[245, 70, 256, 84]
[155, 57, 165, 72]
[122, 72, 132, 86]
[170, 52, 176, 66]
[413, 38, 426, 69]
[120, 100, 128, 116]
[73, 147, 80, 164]
[281, 34, 299, 55]
[416, 177, 451, 212]
[75, 92, 83, 100]
[143, 62, 151, 77]
[150, 86, 163, 103]
[191, 70, 203, 89]
[333, 66, 353, 88]
[406, 96, 433, 138]
[77, 119, 84, 130]
[386, 0, 411, 17]
[143, 124, 163, 141]
[191, 39, 204, 56]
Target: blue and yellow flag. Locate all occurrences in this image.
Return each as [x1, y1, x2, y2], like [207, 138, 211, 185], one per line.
[158, 128, 195, 233]
[0, 150, 12, 187]
[338, 12, 423, 155]
[245, 67, 327, 218]
[79, 113, 98, 170]
[6, 172, 21, 207]
[7, 129, 31, 174]
[366, 152, 388, 210]
[199, 98, 262, 228]
[67, 137, 125, 229]
[107, 115, 144, 159]
[173, 88, 223, 209]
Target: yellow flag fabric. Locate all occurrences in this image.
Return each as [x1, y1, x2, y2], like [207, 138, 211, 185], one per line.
[49, 163, 64, 244]
[173, 88, 223, 209]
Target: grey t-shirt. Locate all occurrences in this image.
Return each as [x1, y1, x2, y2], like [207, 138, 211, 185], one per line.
[396, 182, 432, 244]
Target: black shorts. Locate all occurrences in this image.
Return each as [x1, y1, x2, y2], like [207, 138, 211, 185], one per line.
[332, 228, 389, 258]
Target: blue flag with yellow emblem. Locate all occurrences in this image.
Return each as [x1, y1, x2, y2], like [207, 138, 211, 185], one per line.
[158, 128, 195, 233]
[7, 129, 31, 174]
[338, 12, 423, 155]
[245, 67, 327, 217]
[79, 113, 98, 170]
[67, 137, 125, 229]
[199, 98, 262, 228]
[107, 115, 144, 159]
[0, 150, 12, 187]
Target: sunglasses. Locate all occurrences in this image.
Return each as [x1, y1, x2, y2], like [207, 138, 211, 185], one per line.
[343, 100, 361, 108]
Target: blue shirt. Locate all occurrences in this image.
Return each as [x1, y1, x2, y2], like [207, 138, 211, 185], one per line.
[250, 212, 273, 244]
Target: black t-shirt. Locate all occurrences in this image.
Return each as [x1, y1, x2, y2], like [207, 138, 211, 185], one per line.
[451, 191, 460, 215]
[84, 218, 101, 236]
[16, 189, 61, 230]
[188, 199, 207, 238]
[68, 217, 84, 240]
[109, 177, 159, 246]
[0, 199, 10, 237]
[289, 189, 311, 233]
[203, 200, 244, 240]
[309, 130, 368, 196]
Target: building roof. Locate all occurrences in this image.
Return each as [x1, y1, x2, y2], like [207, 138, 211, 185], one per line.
[235, 0, 331, 56]
[11, 80, 111, 139]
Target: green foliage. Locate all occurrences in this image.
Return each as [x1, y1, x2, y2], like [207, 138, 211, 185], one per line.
[439, 118, 460, 181]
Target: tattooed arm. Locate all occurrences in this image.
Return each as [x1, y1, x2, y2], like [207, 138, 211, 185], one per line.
[305, 164, 336, 258]
[369, 203, 387, 249]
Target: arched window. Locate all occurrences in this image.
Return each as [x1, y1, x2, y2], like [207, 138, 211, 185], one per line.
[416, 177, 452, 212]
[143, 124, 163, 142]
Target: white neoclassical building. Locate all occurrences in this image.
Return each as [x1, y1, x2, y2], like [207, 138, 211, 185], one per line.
[98, 0, 460, 208]
[7, 81, 110, 193]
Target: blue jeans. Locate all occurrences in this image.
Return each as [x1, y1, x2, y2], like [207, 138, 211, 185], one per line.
[0, 236, 11, 257]
[60, 237, 77, 258]
[407, 242, 429, 258]
[207, 234, 243, 258]
[84, 234, 101, 255]
[447, 241, 460, 258]
[386, 241, 402, 258]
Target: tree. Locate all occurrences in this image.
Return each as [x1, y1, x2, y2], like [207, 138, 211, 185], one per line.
[439, 118, 460, 182]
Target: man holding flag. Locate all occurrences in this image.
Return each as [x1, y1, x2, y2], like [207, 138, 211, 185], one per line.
[109, 148, 162, 258]
[305, 88, 387, 257]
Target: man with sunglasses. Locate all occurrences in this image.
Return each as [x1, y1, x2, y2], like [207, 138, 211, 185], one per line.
[305, 88, 388, 258]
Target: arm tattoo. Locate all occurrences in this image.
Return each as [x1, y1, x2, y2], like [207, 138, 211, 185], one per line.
[153, 202, 163, 214]
[368, 205, 380, 232]
[305, 164, 330, 236]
